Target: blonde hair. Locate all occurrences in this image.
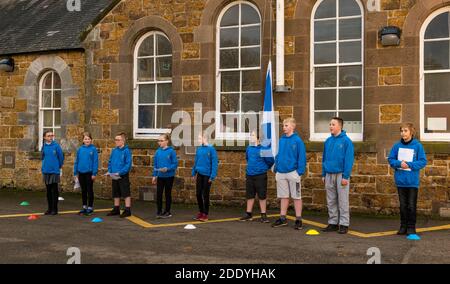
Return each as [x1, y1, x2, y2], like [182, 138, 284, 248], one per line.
[160, 133, 171, 145]
[283, 117, 296, 126]
[400, 123, 416, 138]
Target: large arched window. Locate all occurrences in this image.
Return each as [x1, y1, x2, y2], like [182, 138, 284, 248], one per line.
[310, 0, 363, 141]
[420, 8, 450, 141]
[39, 70, 62, 149]
[134, 31, 172, 138]
[216, 1, 262, 140]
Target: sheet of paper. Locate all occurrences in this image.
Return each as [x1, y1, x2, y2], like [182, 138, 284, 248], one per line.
[398, 148, 414, 171]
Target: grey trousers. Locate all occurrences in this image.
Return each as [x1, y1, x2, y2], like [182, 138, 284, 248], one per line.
[325, 173, 350, 227]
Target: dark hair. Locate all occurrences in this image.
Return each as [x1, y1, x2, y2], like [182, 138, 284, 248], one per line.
[82, 131, 92, 140]
[115, 132, 127, 142]
[331, 117, 344, 128]
[43, 130, 53, 138]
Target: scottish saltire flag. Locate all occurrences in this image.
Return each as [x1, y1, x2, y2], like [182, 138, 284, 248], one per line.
[261, 60, 278, 158]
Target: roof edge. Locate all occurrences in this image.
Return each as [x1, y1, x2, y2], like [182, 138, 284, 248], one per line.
[79, 0, 123, 42]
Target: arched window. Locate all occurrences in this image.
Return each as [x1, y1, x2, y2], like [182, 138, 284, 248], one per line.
[134, 31, 172, 138]
[39, 70, 62, 149]
[420, 8, 450, 141]
[311, 0, 363, 141]
[216, 1, 262, 139]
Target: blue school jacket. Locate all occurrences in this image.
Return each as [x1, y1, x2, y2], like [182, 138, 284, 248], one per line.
[191, 144, 218, 180]
[108, 145, 132, 176]
[274, 133, 306, 175]
[74, 144, 99, 176]
[152, 146, 178, 178]
[41, 141, 64, 174]
[246, 145, 275, 176]
[322, 131, 355, 180]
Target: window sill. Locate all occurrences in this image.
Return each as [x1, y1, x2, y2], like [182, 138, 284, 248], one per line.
[422, 142, 450, 154]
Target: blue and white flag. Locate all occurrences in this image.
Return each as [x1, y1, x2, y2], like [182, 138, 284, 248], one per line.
[261, 60, 278, 158]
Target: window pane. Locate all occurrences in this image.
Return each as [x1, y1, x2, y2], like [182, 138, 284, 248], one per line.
[315, 0, 336, 19]
[156, 105, 172, 129]
[221, 93, 240, 112]
[241, 4, 260, 25]
[43, 111, 53, 127]
[54, 128, 61, 139]
[220, 49, 239, 69]
[339, 89, 361, 110]
[138, 36, 154, 57]
[221, 71, 240, 92]
[42, 90, 52, 108]
[339, 65, 362, 86]
[156, 34, 171, 55]
[242, 93, 262, 112]
[241, 26, 260, 46]
[241, 47, 260, 67]
[53, 90, 61, 108]
[339, 41, 361, 63]
[221, 114, 239, 132]
[138, 106, 155, 129]
[425, 73, 450, 102]
[314, 20, 336, 42]
[315, 43, 336, 64]
[315, 89, 337, 110]
[315, 112, 336, 132]
[53, 74, 61, 89]
[339, 112, 362, 133]
[139, 84, 156, 104]
[339, 0, 361, 17]
[54, 110, 61, 127]
[242, 70, 260, 91]
[221, 5, 239, 27]
[220, 28, 239, 47]
[424, 41, 450, 70]
[339, 18, 361, 40]
[157, 84, 172, 103]
[315, 67, 337, 87]
[424, 104, 450, 133]
[43, 73, 52, 89]
[425, 12, 450, 39]
[242, 114, 259, 133]
[137, 58, 154, 81]
[156, 57, 172, 80]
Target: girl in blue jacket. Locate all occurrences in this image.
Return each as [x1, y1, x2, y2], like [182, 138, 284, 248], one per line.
[74, 132, 99, 216]
[388, 123, 427, 236]
[191, 132, 218, 222]
[240, 131, 274, 223]
[152, 133, 178, 219]
[41, 130, 64, 215]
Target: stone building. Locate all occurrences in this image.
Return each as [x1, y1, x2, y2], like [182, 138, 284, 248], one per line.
[0, 0, 449, 216]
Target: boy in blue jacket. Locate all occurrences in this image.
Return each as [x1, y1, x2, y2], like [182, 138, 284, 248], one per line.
[191, 132, 218, 222]
[106, 132, 132, 218]
[152, 133, 178, 219]
[41, 130, 64, 215]
[272, 118, 307, 230]
[74, 132, 99, 216]
[388, 123, 427, 236]
[321, 117, 354, 234]
[240, 131, 275, 223]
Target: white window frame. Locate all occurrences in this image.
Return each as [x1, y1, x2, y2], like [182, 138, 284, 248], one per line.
[38, 70, 62, 150]
[420, 7, 450, 141]
[215, 1, 262, 141]
[133, 31, 172, 139]
[310, 0, 364, 142]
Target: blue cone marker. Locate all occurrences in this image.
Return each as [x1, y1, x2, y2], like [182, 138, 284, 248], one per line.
[407, 234, 421, 240]
[91, 217, 103, 223]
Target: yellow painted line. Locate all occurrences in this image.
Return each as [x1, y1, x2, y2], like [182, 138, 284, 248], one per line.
[0, 209, 111, 219]
[364, 224, 450, 238]
[126, 215, 154, 228]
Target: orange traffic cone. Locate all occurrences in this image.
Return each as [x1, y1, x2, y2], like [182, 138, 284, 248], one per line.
[28, 214, 39, 220]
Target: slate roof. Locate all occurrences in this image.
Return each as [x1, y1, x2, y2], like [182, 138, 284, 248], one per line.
[0, 0, 119, 55]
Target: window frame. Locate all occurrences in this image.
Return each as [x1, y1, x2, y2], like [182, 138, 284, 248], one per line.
[420, 7, 450, 141]
[309, 0, 364, 142]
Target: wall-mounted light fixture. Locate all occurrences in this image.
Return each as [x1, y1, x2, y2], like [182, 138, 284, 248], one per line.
[379, 26, 402, 46]
[0, 57, 14, 72]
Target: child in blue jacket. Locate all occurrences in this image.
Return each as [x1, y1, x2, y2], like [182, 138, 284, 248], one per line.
[191, 132, 218, 222]
[321, 117, 354, 235]
[388, 123, 427, 236]
[106, 132, 132, 218]
[240, 131, 274, 223]
[74, 132, 99, 216]
[41, 130, 64, 215]
[152, 133, 178, 219]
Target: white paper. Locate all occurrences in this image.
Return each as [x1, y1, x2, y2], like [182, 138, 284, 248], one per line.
[398, 148, 414, 171]
[104, 173, 122, 180]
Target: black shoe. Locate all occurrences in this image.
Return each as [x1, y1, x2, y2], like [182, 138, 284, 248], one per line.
[338, 225, 349, 234]
[161, 212, 172, 219]
[156, 212, 163, 219]
[120, 210, 131, 218]
[271, 218, 287, 228]
[294, 219, 303, 230]
[50, 211, 58, 216]
[397, 226, 407, 235]
[78, 208, 87, 215]
[406, 227, 416, 235]
[107, 208, 120, 216]
[322, 224, 339, 232]
[239, 213, 253, 222]
[44, 210, 52, 215]
[260, 214, 270, 223]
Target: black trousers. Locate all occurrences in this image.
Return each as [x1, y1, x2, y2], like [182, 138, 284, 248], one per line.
[79, 172, 94, 208]
[397, 187, 418, 228]
[156, 177, 175, 214]
[46, 183, 59, 213]
[196, 174, 212, 215]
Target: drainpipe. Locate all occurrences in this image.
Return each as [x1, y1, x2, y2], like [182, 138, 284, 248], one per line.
[275, 0, 290, 92]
